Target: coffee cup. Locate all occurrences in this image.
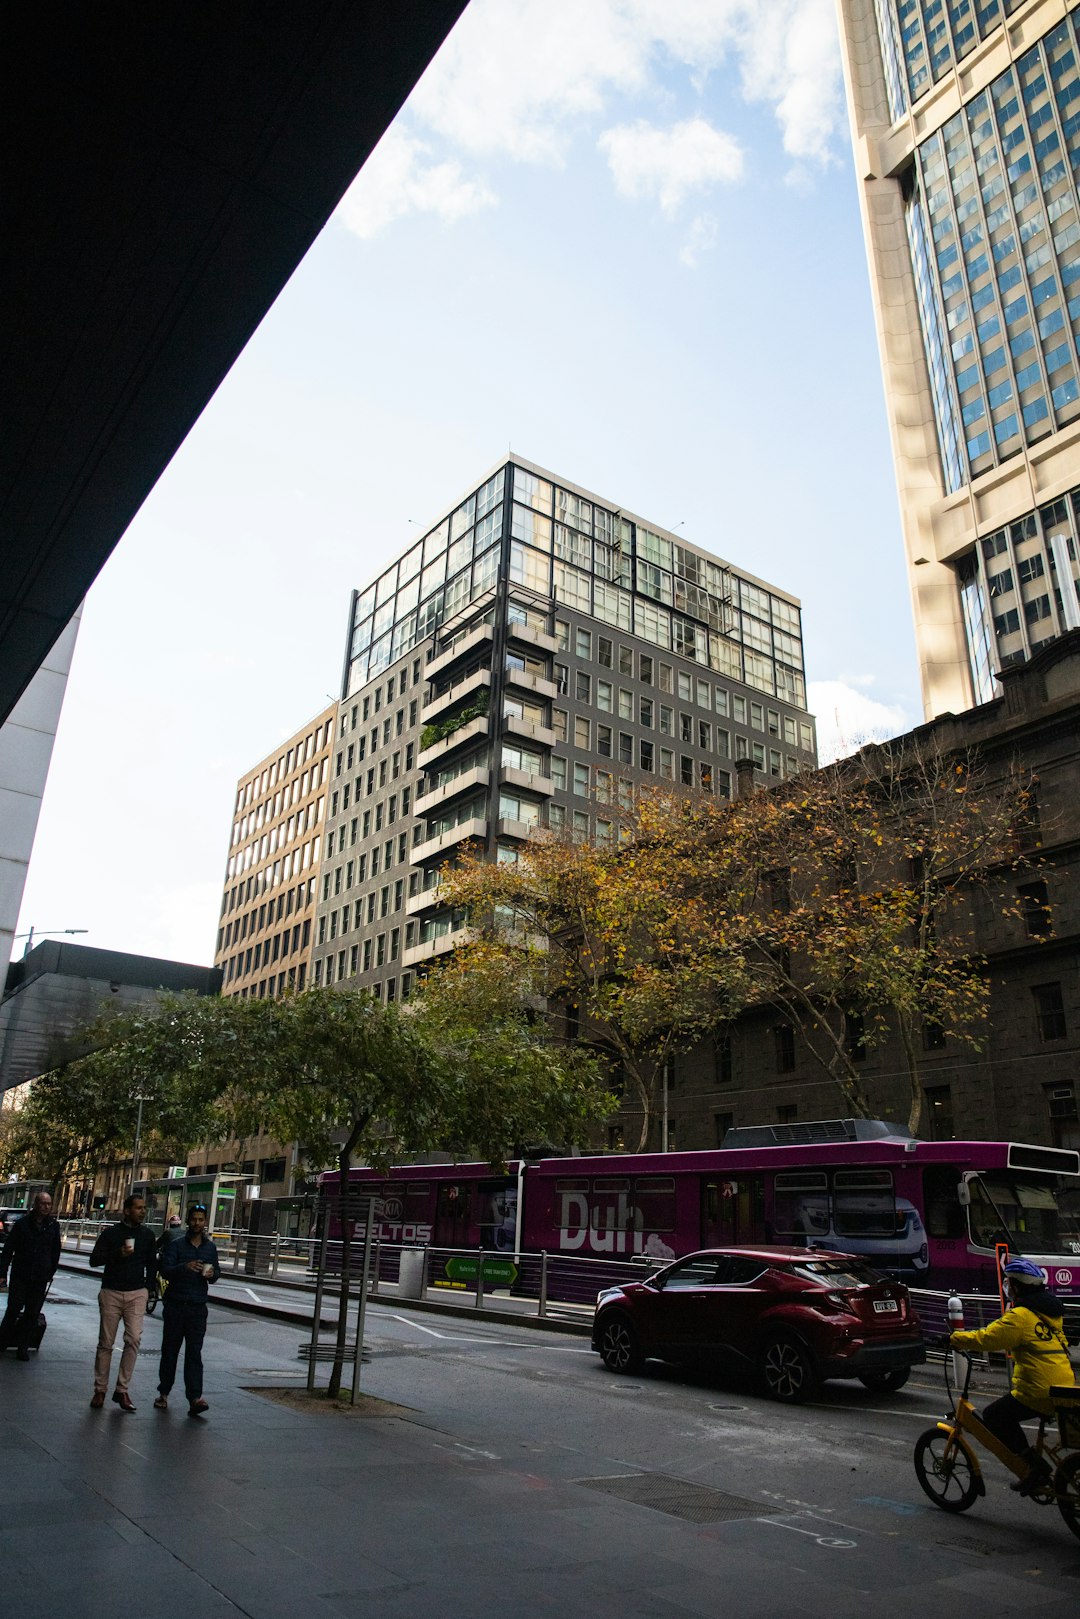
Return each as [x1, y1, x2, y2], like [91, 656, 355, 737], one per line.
[122, 1238, 134, 1256]
[201, 1263, 214, 1278]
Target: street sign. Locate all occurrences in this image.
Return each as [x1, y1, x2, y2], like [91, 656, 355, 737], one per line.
[444, 1255, 518, 1286]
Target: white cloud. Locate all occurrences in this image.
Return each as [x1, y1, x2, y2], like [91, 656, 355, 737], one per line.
[807, 679, 913, 765]
[679, 212, 719, 268]
[335, 0, 842, 238]
[599, 118, 743, 215]
[336, 127, 496, 240]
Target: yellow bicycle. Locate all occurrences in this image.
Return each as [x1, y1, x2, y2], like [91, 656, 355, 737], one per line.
[913, 1349, 1080, 1542]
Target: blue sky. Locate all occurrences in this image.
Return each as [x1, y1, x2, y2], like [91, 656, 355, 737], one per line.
[18, 0, 921, 967]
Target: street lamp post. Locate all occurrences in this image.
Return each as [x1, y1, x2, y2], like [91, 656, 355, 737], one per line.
[15, 926, 88, 958]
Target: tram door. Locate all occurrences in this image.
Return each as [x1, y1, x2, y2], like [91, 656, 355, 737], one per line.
[435, 1182, 472, 1248]
[702, 1176, 765, 1247]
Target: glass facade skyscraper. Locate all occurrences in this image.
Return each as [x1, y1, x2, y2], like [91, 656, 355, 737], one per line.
[840, 0, 1080, 716]
[314, 456, 815, 1000]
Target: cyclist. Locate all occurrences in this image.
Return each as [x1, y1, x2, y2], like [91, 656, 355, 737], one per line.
[949, 1255, 1074, 1495]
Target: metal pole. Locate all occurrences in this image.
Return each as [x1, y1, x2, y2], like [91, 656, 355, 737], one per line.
[539, 1250, 549, 1318]
[130, 1096, 144, 1195]
[370, 1238, 380, 1295]
[307, 1205, 330, 1393]
[475, 1247, 485, 1310]
[350, 1197, 376, 1405]
[661, 1062, 669, 1153]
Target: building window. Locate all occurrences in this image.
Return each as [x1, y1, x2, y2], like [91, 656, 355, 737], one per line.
[845, 1011, 866, 1063]
[774, 1025, 795, 1073]
[1045, 1084, 1079, 1150]
[1018, 880, 1052, 938]
[924, 1085, 954, 1142]
[922, 1019, 946, 1051]
[714, 1111, 734, 1146]
[1032, 983, 1067, 1042]
[715, 1034, 732, 1086]
[776, 1104, 797, 1125]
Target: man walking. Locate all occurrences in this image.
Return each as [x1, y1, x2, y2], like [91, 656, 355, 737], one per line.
[154, 1202, 220, 1417]
[0, 1191, 61, 1359]
[89, 1192, 156, 1411]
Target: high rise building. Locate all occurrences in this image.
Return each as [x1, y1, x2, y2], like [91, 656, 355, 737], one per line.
[838, 0, 1080, 719]
[205, 704, 335, 1199]
[315, 456, 816, 999]
[215, 704, 335, 1002]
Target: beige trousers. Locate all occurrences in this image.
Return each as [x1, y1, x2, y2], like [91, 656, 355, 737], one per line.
[95, 1288, 147, 1394]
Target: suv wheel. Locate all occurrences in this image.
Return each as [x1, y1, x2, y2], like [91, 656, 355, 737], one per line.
[597, 1313, 644, 1374]
[760, 1335, 817, 1403]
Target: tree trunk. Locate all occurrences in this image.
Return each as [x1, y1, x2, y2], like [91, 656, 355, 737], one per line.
[327, 1121, 364, 1399]
[899, 1021, 924, 1138]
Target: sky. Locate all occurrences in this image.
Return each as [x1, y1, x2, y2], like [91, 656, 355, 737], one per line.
[16, 0, 921, 970]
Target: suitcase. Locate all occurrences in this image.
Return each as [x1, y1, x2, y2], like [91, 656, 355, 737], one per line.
[25, 1311, 46, 1351]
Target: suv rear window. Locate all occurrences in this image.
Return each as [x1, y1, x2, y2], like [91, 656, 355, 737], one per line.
[785, 1259, 885, 1288]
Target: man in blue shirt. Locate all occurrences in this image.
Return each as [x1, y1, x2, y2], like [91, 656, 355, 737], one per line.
[153, 1203, 220, 1416]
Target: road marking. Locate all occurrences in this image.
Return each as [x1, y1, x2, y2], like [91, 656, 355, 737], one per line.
[244, 1287, 262, 1304]
[755, 1517, 856, 1549]
[382, 1315, 591, 1352]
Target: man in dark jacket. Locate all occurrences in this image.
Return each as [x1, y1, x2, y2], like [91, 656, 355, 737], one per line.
[0, 1192, 61, 1359]
[88, 1193, 157, 1411]
[154, 1203, 220, 1417]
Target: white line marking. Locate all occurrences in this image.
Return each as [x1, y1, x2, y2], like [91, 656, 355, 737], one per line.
[756, 1518, 856, 1549]
[390, 1315, 444, 1337]
[244, 1288, 261, 1303]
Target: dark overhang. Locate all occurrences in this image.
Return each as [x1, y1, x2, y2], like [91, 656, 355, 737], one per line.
[0, 0, 468, 723]
[0, 940, 223, 1091]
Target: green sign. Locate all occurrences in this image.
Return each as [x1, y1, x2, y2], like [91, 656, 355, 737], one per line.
[444, 1256, 518, 1286]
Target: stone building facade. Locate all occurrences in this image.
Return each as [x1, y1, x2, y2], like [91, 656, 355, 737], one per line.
[626, 631, 1080, 1154]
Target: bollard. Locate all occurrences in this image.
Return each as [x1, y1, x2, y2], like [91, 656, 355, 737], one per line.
[538, 1251, 549, 1318]
[947, 1294, 965, 1391]
[271, 1235, 280, 1282]
[476, 1249, 485, 1310]
[370, 1239, 380, 1296]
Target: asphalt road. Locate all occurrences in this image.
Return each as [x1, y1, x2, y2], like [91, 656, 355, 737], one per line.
[41, 1267, 1080, 1614]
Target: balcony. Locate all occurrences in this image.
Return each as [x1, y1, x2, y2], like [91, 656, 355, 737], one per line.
[426, 620, 494, 682]
[406, 881, 444, 916]
[503, 713, 555, 749]
[507, 618, 559, 654]
[418, 714, 489, 770]
[420, 764, 491, 815]
[410, 815, 488, 865]
[403, 925, 476, 968]
[499, 764, 554, 797]
[423, 665, 491, 723]
[504, 663, 558, 700]
[496, 816, 545, 843]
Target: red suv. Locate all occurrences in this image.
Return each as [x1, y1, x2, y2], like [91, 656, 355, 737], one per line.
[591, 1247, 925, 1402]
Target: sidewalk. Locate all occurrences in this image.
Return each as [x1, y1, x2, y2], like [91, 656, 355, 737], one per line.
[0, 1278, 637, 1619]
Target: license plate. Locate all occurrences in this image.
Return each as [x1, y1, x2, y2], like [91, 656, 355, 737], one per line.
[873, 1299, 898, 1314]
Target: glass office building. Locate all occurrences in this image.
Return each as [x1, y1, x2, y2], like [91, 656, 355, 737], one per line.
[316, 456, 815, 998]
[840, 0, 1080, 716]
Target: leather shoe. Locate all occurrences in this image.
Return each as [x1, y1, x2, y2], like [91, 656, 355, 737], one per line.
[89, 1391, 105, 1409]
[111, 1390, 136, 1413]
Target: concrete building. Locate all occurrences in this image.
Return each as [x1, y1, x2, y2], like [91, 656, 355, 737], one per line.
[314, 455, 817, 1000]
[647, 629, 1080, 1154]
[838, 0, 1080, 719]
[204, 705, 336, 1199]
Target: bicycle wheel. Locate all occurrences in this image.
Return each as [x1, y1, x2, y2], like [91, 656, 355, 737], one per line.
[1054, 1452, 1080, 1543]
[914, 1427, 981, 1513]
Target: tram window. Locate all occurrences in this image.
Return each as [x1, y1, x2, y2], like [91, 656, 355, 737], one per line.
[633, 1177, 675, 1232]
[922, 1167, 966, 1238]
[832, 1170, 894, 1237]
[773, 1172, 828, 1237]
[590, 1179, 631, 1232]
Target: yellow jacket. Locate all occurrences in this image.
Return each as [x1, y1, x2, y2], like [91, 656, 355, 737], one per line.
[951, 1302, 1074, 1415]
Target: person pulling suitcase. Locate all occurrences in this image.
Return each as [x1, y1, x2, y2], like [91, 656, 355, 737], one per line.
[0, 1192, 61, 1359]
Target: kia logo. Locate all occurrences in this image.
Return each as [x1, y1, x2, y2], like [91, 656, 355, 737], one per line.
[1056, 1268, 1073, 1286]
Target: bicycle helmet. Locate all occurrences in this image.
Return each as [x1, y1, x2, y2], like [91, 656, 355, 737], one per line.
[1002, 1256, 1046, 1286]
